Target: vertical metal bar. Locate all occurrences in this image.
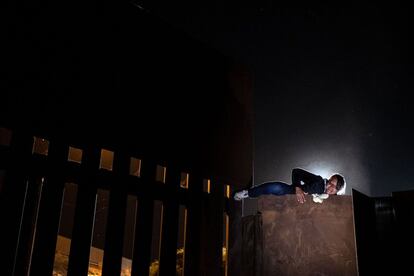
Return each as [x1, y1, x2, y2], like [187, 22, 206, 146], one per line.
[184, 172, 203, 276]
[30, 140, 69, 275]
[101, 150, 129, 276]
[131, 159, 157, 276]
[159, 165, 180, 276]
[67, 146, 100, 276]
[131, 198, 153, 276]
[202, 178, 225, 276]
[14, 176, 44, 276]
[0, 129, 33, 276]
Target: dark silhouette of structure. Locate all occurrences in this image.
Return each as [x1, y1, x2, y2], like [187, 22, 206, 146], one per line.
[1, 1, 252, 275]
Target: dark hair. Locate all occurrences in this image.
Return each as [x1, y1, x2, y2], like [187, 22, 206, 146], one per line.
[332, 174, 345, 192]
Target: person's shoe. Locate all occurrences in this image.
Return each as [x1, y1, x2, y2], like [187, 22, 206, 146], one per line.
[234, 190, 249, 201]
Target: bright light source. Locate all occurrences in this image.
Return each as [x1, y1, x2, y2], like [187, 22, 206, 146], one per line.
[306, 161, 338, 179]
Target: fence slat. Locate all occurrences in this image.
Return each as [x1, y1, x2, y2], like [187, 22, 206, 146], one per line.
[101, 151, 129, 276]
[13, 175, 42, 276]
[159, 166, 180, 276]
[201, 178, 225, 276]
[0, 129, 33, 276]
[184, 172, 204, 276]
[131, 159, 157, 276]
[131, 198, 153, 276]
[29, 141, 69, 275]
[67, 146, 100, 276]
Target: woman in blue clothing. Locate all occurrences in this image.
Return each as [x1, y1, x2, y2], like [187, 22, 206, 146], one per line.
[233, 168, 346, 203]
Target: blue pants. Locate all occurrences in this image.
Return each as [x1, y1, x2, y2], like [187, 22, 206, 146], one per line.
[248, 182, 295, 198]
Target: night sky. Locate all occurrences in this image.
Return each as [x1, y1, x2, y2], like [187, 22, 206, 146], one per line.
[142, 1, 412, 197]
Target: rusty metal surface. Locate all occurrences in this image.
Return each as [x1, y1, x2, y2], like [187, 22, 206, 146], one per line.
[258, 194, 357, 276]
[240, 214, 263, 276]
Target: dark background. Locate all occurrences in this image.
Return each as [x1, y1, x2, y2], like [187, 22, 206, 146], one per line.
[143, 1, 413, 196]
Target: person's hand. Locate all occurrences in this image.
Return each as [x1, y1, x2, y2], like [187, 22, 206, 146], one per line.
[295, 187, 307, 204]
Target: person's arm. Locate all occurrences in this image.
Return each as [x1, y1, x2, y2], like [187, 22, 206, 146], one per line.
[292, 168, 320, 203]
[295, 186, 307, 203]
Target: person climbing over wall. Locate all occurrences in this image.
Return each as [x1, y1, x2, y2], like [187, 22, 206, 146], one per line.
[233, 168, 346, 203]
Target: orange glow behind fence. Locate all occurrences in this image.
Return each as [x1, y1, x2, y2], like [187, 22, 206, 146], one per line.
[176, 205, 187, 276]
[180, 173, 189, 189]
[156, 165, 166, 183]
[225, 185, 230, 198]
[203, 179, 210, 194]
[223, 213, 229, 276]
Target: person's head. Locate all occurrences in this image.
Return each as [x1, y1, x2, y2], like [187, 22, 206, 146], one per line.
[325, 174, 346, 195]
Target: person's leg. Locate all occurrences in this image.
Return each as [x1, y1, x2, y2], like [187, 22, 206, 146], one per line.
[247, 182, 295, 198]
[234, 181, 295, 200]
